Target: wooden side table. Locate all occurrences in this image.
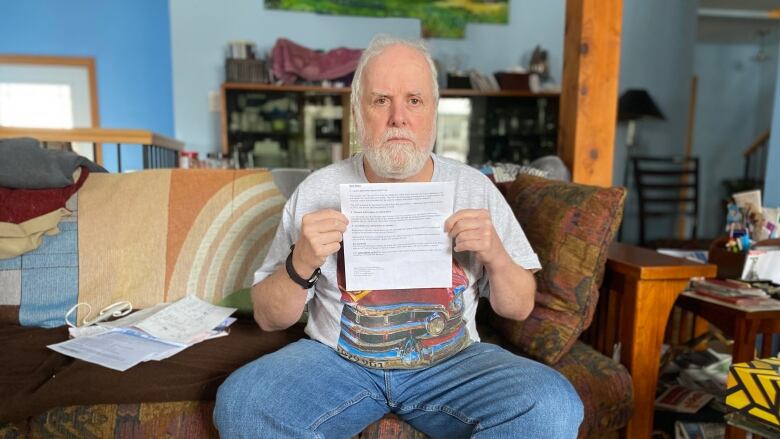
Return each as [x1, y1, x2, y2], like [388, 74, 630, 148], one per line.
[675, 292, 780, 439]
[600, 243, 718, 439]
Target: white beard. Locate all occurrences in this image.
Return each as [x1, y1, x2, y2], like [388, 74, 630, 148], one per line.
[361, 127, 434, 180]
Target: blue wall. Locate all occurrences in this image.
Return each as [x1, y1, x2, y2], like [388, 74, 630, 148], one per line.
[0, 0, 174, 172]
[169, 0, 565, 156]
[613, 0, 699, 244]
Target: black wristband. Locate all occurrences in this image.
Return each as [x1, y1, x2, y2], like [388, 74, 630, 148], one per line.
[285, 245, 320, 289]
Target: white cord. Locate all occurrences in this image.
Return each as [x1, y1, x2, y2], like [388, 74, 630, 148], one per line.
[65, 303, 91, 328]
[65, 301, 133, 328]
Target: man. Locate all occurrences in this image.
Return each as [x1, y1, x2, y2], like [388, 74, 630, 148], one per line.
[214, 35, 583, 438]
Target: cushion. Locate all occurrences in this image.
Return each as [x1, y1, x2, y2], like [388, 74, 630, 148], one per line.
[491, 174, 626, 364]
[1, 402, 219, 439]
[0, 319, 305, 422]
[218, 287, 253, 317]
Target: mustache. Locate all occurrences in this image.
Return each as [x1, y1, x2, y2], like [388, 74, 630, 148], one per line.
[381, 127, 416, 143]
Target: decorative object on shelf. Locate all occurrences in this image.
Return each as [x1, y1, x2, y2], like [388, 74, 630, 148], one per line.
[226, 41, 256, 60]
[225, 41, 269, 83]
[493, 71, 530, 91]
[263, 0, 508, 39]
[446, 72, 472, 89]
[529, 45, 550, 82]
[225, 59, 269, 84]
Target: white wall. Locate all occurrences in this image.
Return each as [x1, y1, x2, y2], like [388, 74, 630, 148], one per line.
[169, 0, 565, 156]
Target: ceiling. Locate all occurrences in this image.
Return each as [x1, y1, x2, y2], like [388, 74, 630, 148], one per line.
[698, 0, 780, 43]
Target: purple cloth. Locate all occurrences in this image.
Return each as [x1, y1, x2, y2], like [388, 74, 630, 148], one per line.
[271, 38, 362, 84]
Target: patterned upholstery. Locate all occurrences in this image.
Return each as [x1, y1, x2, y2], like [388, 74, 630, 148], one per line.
[554, 341, 633, 437]
[1, 169, 284, 327]
[0, 402, 219, 439]
[491, 175, 626, 364]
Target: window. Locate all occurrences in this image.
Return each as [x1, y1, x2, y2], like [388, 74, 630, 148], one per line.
[0, 82, 74, 128]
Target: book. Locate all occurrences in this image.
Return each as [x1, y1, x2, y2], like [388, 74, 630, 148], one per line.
[655, 385, 714, 413]
[691, 289, 769, 306]
[674, 421, 724, 439]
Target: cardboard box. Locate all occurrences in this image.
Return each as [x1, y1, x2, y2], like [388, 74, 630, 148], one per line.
[726, 357, 780, 427]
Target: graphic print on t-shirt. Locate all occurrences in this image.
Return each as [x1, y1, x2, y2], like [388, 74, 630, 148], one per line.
[336, 250, 470, 368]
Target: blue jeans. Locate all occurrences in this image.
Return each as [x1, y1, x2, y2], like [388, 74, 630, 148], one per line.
[214, 339, 583, 439]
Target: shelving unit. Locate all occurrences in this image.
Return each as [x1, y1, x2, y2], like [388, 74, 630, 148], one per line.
[221, 82, 559, 169]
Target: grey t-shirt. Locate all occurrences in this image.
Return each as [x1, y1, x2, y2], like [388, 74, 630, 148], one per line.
[254, 153, 541, 368]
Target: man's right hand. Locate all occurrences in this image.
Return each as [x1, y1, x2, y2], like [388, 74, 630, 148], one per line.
[292, 209, 348, 278]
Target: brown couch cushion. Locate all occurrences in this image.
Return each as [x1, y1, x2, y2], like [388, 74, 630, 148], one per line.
[0, 318, 305, 422]
[491, 175, 626, 364]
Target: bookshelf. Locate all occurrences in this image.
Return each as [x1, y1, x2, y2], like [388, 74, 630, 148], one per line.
[220, 82, 559, 169]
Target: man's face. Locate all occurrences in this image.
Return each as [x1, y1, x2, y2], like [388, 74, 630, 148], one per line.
[358, 44, 437, 180]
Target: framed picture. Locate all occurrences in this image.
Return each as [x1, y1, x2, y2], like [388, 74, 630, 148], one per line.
[264, 0, 509, 39]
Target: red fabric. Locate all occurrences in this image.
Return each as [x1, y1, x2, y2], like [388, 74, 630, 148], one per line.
[271, 38, 362, 84]
[0, 166, 89, 223]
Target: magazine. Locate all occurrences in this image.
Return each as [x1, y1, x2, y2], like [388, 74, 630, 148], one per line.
[674, 421, 724, 439]
[655, 385, 714, 413]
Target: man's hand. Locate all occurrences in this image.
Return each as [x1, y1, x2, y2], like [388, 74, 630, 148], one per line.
[446, 208, 536, 321]
[445, 209, 508, 268]
[293, 209, 348, 278]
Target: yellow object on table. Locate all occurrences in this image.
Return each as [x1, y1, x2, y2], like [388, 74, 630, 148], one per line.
[726, 357, 780, 427]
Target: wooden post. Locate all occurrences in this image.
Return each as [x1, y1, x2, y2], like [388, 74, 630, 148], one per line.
[559, 0, 623, 187]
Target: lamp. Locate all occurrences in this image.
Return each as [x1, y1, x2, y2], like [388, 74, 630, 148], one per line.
[617, 89, 666, 242]
[618, 89, 665, 150]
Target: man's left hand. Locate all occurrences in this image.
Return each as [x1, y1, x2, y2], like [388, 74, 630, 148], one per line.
[445, 209, 507, 267]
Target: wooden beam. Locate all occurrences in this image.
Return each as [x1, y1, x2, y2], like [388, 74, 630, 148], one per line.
[559, 0, 623, 187]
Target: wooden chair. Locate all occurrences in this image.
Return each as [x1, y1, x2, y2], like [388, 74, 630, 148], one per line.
[632, 156, 701, 248]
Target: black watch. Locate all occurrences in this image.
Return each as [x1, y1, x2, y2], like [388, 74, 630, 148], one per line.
[285, 245, 321, 289]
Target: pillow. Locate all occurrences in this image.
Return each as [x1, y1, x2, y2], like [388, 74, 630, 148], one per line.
[490, 174, 626, 364]
[218, 287, 310, 324]
[218, 287, 253, 316]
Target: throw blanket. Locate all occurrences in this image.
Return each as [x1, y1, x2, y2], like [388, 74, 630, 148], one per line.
[0, 137, 106, 189]
[0, 167, 89, 259]
[0, 167, 89, 223]
[271, 38, 362, 84]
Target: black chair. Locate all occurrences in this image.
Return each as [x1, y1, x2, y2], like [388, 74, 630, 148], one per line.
[632, 156, 701, 248]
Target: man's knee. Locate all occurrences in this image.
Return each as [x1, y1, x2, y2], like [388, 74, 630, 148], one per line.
[526, 367, 584, 432]
[213, 368, 248, 432]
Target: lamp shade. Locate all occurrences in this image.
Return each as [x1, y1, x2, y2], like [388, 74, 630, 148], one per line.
[617, 89, 665, 121]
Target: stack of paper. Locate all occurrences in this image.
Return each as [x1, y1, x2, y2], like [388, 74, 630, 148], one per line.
[48, 296, 237, 371]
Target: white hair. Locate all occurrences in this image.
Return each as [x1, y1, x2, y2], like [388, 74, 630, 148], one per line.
[351, 34, 439, 133]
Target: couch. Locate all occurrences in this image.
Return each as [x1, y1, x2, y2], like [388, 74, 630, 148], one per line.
[0, 168, 631, 438]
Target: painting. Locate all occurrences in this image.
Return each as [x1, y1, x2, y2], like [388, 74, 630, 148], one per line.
[264, 0, 509, 39]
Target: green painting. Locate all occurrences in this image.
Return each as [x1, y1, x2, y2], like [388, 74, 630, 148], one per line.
[265, 0, 509, 39]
